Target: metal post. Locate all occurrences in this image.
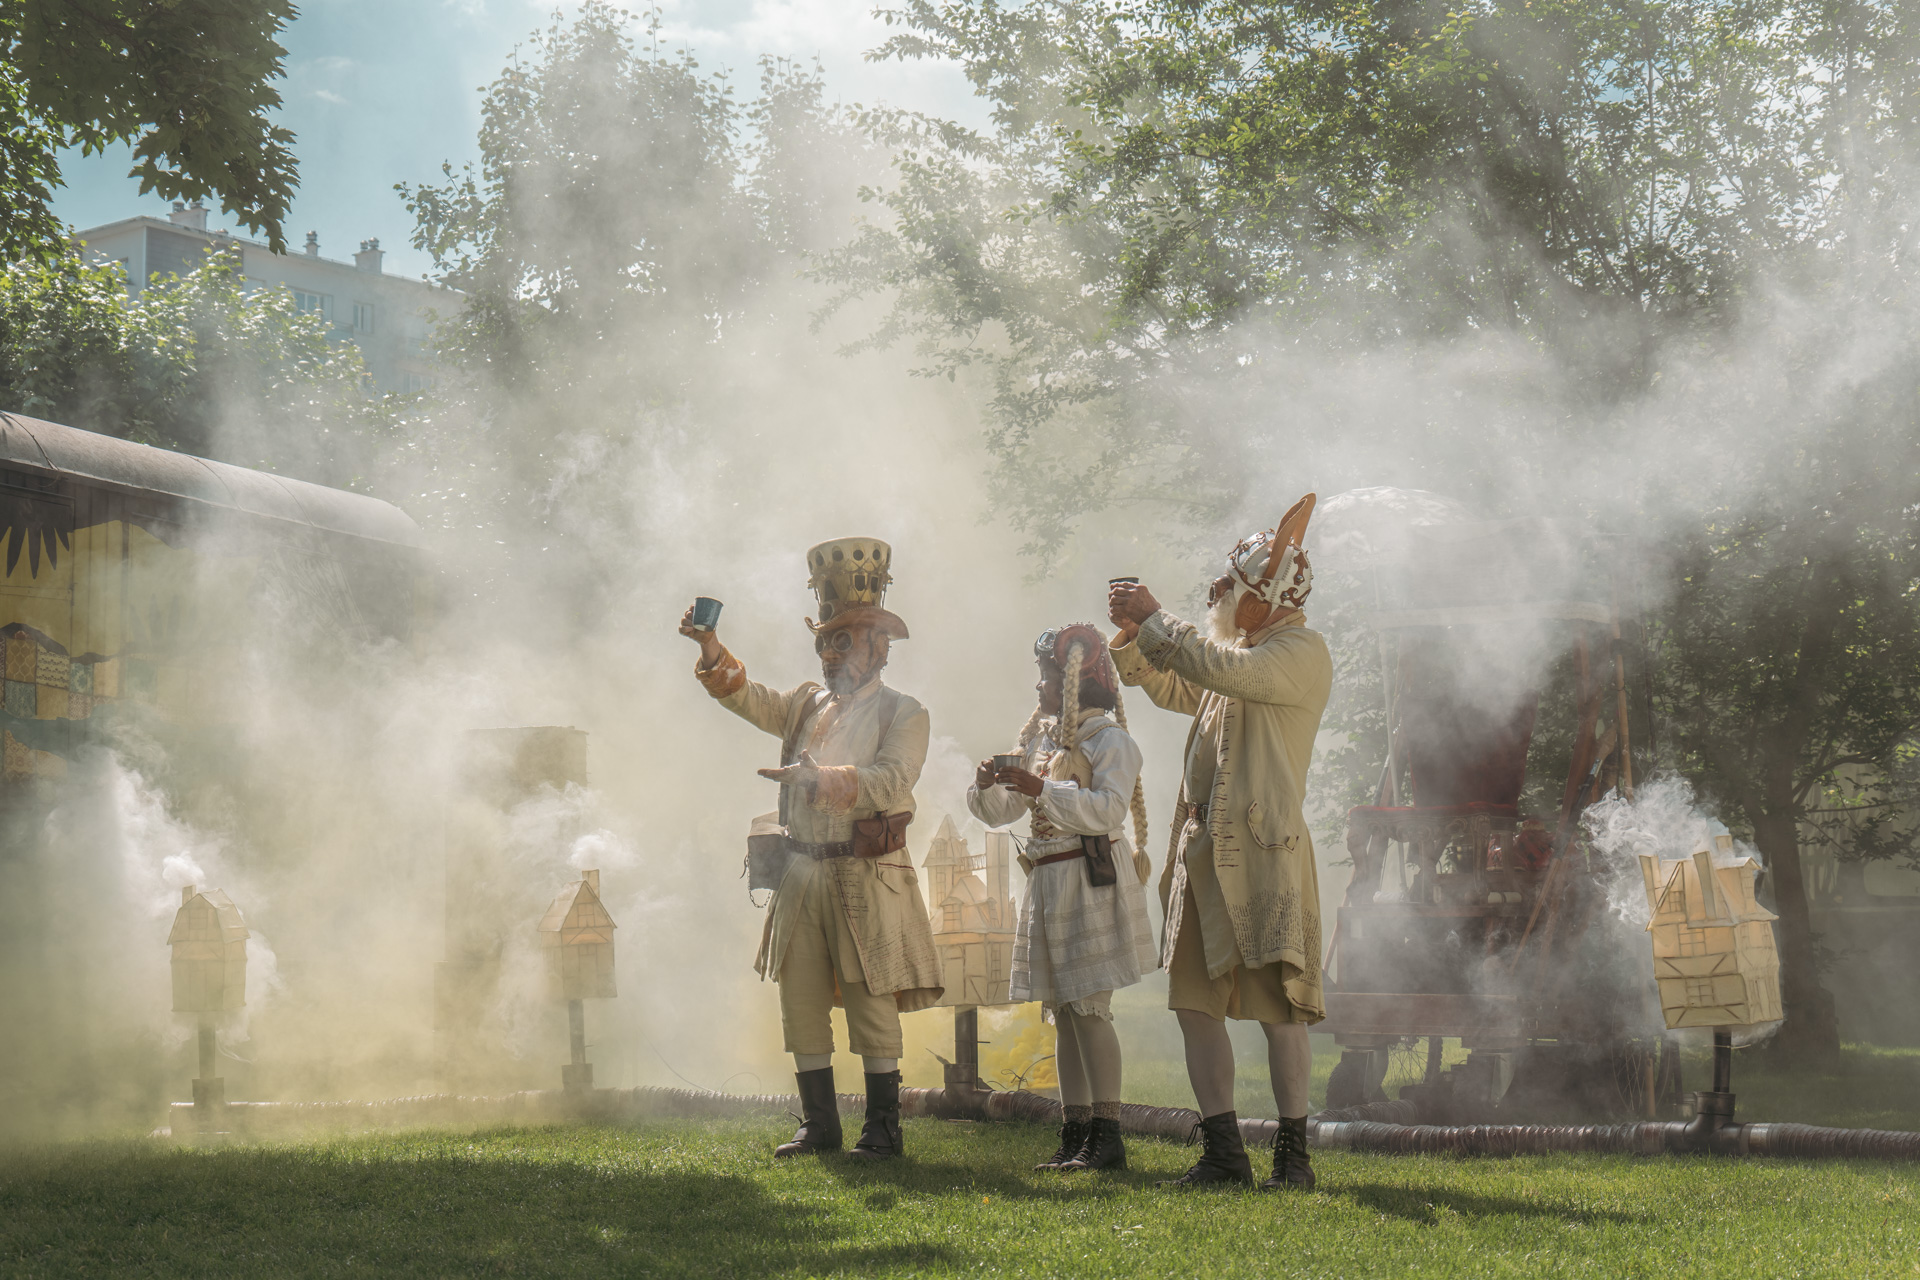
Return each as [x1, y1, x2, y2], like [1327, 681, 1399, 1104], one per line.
[944, 1006, 982, 1094]
[561, 999, 592, 1094]
[197, 1019, 216, 1081]
[1712, 1029, 1733, 1095]
[191, 1013, 224, 1136]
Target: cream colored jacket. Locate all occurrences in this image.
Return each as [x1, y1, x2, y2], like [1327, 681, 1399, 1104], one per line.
[700, 649, 944, 1012]
[1113, 608, 1332, 1020]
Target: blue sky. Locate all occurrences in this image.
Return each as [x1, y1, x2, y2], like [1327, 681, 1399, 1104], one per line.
[54, 0, 979, 280]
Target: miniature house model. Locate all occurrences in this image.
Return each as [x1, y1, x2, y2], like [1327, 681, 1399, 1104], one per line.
[167, 884, 249, 1013]
[1640, 836, 1783, 1029]
[923, 817, 1016, 1007]
[538, 868, 617, 1001]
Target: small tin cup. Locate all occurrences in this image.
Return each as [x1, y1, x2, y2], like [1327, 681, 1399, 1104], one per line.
[689, 597, 724, 631]
[992, 753, 1023, 773]
[1108, 576, 1140, 588]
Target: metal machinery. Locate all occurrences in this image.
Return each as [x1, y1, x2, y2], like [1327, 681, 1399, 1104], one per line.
[1320, 517, 1664, 1119]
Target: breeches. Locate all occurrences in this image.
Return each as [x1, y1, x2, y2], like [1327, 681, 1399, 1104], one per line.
[1166, 884, 1308, 1023]
[777, 866, 902, 1057]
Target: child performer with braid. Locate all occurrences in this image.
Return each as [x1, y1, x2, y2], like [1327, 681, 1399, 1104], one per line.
[967, 622, 1158, 1172]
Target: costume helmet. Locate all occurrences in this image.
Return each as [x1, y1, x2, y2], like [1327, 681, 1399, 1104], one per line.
[1224, 493, 1316, 634]
[806, 536, 909, 638]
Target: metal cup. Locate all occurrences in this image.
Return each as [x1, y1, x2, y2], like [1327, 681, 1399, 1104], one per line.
[689, 596, 724, 631]
[1109, 576, 1139, 588]
[992, 753, 1022, 773]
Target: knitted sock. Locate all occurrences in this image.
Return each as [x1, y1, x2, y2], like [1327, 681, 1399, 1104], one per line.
[1063, 1104, 1093, 1123]
[1092, 1100, 1121, 1121]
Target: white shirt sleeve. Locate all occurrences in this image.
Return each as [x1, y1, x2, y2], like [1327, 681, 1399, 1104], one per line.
[1035, 725, 1141, 838]
[967, 779, 1030, 828]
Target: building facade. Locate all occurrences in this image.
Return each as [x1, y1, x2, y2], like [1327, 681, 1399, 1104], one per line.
[74, 204, 451, 394]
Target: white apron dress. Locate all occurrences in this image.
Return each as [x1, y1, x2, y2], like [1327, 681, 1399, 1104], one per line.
[966, 711, 1159, 1017]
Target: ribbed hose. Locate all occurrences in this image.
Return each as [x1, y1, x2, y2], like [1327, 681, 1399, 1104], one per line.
[173, 1085, 1920, 1159]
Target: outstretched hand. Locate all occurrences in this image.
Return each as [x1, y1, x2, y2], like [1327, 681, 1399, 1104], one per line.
[758, 748, 822, 790]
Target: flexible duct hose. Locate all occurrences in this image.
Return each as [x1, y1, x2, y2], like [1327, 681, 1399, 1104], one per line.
[172, 1085, 1920, 1159]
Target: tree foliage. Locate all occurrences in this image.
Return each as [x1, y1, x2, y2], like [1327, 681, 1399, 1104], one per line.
[0, 0, 299, 257]
[825, 0, 1920, 1060]
[0, 249, 392, 488]
[395, 3, 880, 614]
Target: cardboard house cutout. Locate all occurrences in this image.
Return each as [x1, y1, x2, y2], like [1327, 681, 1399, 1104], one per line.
[538, 868, 617, 1001]
[923, 817, 1016, 1007]
[167, 884, 249, 1013]
[1640, 835, 1783, 1029]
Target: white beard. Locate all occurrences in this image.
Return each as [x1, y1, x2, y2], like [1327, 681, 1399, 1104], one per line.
[1208, 585, 1245, 642]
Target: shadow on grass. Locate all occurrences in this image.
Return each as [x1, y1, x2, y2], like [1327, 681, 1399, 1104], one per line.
[1, 1146, 966, 1278]
[1335, 1181, 1644, 1227]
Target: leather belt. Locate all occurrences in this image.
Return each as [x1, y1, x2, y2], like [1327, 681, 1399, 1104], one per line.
[788, 838, 857, 860]
[1032, 848, 1086, 868]
[1185, 803, 1210, 823]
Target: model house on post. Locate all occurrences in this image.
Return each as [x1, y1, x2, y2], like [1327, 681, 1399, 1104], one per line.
[538, 869, 617, 1001]
[923, 817, 1016, 1008]
[1640, 836, 1784, 1029]
[167, 885, 249, 1013]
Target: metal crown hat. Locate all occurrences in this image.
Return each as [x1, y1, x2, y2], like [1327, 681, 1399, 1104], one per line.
[806, 536, 909, 638]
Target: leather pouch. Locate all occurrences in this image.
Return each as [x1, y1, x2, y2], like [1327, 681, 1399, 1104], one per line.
[1082, 832, 1117, 887]
[853, 810, 913, 858]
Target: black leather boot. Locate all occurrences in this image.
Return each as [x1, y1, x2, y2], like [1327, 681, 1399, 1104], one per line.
[774, 1067, 842, 1158]
[848, 1070, 904, 1160]
[1061, 1116, 1127, 1172]
[1035, 1118, 1090, 1171]
[1157, 1111, 1253, 1187]
[1260, 1115, 1314, 1190]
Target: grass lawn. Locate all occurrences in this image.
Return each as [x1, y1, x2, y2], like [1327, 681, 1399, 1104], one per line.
[5, 1114, 1917, 1278]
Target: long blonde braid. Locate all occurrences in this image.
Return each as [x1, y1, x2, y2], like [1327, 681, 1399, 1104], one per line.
[1111, 685, 1151, 856]
[1057, 642, 1085, 754]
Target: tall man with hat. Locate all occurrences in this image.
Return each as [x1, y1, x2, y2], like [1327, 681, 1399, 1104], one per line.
[681, 537, 944, 1161]
[1107, 495, 1332, 1191]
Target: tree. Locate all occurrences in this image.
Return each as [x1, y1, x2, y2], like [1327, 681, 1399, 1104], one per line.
[824, 0, 1920, 1061]
[0, 0, 299, 257]
[0, 248, 394, 489]
[395, 4, 882, 616]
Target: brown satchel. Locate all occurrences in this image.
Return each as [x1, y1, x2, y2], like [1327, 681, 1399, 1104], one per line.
[853, 810, 913, 858]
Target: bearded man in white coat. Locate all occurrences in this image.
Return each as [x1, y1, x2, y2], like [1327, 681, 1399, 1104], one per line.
[1108, 495, 1332, 1191]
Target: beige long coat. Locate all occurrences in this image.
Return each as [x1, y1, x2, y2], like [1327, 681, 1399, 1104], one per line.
[701, 650, 945, 1012]
[1113, 608, 1332, 1020]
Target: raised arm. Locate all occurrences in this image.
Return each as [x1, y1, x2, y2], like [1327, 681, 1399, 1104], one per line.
[1132, 611, 1331, 706]
[1111, 632, 1204, 716]
[693, 643, 805, 738]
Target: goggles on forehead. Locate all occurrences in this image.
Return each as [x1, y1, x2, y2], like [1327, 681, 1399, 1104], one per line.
[814, 628, 857, 655]
[1033, 628, 1060, 662]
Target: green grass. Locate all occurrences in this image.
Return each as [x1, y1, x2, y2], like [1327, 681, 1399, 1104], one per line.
[4, 1116, 1917, 1278]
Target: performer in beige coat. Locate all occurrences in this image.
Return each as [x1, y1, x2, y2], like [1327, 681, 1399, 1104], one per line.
[682, 537, 943, 1160]
[1109, 495, 1332, 1191]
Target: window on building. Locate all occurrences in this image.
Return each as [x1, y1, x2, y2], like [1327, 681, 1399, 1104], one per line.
[403, 372, 437, 394]
[352, 301, 376, 333]
[291, 289, 332, 321]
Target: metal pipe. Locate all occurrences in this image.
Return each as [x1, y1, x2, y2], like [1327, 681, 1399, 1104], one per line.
[197, 1020, 216, 1081]
[568, 1000, 587, 1068]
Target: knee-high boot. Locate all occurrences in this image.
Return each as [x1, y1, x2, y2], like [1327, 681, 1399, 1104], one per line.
[774, 1067, 842, 1158]
[847, 1069, 904, 1160]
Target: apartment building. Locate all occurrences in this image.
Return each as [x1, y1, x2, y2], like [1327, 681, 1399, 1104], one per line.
[75, 204, 453, 394]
